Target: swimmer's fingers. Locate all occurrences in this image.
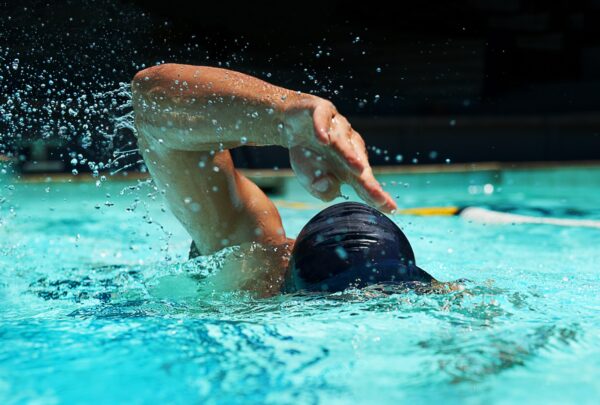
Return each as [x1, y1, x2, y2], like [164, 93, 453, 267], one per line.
[348, 167, 397, 213]
[326, 114, 366, 174]
[302, 103, 393, 208]
[302, 171, 341, 202]
[339, 131, 396, 213]
[289, 146, 341, 201]
[310, 174, 342, 201]
[311, 101, 335, 145]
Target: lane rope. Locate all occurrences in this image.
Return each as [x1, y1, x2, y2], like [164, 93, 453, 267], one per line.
[274, 200, 600, 228]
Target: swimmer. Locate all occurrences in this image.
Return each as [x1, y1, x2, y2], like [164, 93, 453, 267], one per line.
[132, 64, 440, 296]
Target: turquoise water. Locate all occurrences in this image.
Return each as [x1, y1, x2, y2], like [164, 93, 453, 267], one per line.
[1, 167, 600, 404]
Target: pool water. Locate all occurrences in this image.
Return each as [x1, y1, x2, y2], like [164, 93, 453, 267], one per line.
[1, 167, 600, 404]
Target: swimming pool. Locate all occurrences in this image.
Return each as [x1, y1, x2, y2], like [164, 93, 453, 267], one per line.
[1, 166, 600, 404]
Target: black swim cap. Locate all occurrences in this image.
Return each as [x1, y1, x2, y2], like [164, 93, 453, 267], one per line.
[284, 202, 433, 292]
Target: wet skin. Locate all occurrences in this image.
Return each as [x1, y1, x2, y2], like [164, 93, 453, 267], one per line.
[132, 64, 397, 296]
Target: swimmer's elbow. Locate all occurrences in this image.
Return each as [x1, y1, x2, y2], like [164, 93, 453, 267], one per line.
[130, 70, 149, 108]
[131, 64, 177, 99]
[132, 64, 171, 83]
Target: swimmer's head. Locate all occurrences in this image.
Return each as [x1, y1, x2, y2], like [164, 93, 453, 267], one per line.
[284, 202, 433, 293]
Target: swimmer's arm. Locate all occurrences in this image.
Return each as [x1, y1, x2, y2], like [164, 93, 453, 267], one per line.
[136, 134, 289, 254]
[132, 63, 300, 150]
[132, 63, 396, 212]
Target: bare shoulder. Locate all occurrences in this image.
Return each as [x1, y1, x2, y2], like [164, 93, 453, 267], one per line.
[131, 63, 192, 95]
[204, 240, 294, 298]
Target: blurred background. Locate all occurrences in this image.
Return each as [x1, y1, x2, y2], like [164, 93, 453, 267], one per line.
[1, 0, 600, 175]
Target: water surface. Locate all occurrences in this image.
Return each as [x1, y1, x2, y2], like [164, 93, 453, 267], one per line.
[1, 168, 600, 404]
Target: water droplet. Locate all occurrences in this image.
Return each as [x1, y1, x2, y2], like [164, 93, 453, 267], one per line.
[335, 246, 348, 260]
[11, 58, 19, 70]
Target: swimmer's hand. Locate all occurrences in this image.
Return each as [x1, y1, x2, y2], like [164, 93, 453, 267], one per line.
[282, 97, 397, 213]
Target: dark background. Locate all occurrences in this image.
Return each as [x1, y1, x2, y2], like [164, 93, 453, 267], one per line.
[2, 0, 600, 171]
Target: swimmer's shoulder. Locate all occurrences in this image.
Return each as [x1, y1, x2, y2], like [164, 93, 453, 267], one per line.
[202, 240, 293, 298]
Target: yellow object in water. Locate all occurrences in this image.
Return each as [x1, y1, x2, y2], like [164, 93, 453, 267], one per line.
[396, 206, 460, 216]
[274, 200, 321, 210]
[275, 200, 461, 216]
